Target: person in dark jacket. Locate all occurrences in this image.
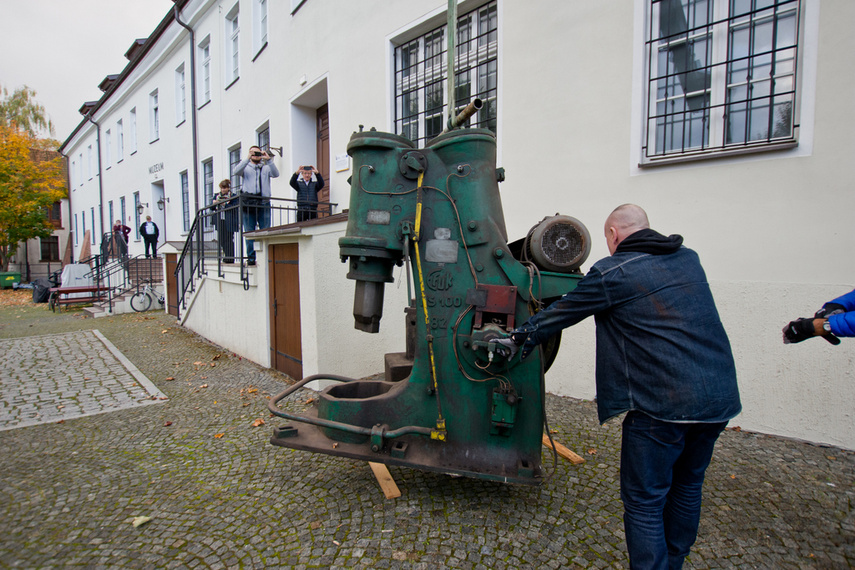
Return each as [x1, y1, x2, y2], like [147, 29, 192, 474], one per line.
[289, 165, 325, 222]
[783, 288, 855, 344]
[112, 219, 131, 258]
[139, 216, 159, 258]
[495, 204, 741, 570]
[213, 179, 239, 263]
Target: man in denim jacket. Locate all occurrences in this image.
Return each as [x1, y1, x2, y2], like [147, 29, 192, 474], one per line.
[498, 204, 741, 569]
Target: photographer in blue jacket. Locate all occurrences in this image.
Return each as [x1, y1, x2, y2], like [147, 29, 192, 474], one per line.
[783, 289, 855, 345]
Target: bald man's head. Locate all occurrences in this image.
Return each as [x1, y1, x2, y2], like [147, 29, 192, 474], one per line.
[604, 204, 650, 255]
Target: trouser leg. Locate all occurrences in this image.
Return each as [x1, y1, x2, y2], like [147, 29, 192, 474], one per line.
[662, 422, 726, 569]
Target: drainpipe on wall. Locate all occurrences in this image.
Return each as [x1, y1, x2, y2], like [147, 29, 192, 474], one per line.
[57, 150, 74, 263]
[85, 113, 105, 243]
[173, 1, 200, 211]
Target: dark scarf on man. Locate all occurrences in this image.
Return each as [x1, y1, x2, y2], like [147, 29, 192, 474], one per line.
[615, 228, 683, 255]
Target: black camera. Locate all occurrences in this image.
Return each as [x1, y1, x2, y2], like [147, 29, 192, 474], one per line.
[252, 151, 264, 157]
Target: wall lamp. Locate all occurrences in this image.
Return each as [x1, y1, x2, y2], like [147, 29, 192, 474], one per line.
[157, 197, 170, 210]
[137, 203, 149, 215]
[269, 146, 284, 157]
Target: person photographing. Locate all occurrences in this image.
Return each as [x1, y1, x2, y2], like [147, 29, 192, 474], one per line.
[234, 146, 279, 266]
[289, 165, 325, 222]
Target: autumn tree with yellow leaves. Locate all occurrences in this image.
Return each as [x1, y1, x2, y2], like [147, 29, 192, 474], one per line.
[0, 84, 66, 272]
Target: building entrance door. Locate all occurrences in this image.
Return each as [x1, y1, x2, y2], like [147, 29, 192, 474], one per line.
[269, 243, 303, 379]
[316, 105, 330, 217]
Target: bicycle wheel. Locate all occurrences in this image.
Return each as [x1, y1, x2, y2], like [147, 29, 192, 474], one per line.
[130, 291, 152, 312]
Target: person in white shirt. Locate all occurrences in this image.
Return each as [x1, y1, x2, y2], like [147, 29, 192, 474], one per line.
[139, 215, 160, 258]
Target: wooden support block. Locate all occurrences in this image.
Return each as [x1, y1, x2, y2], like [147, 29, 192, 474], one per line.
[542, 434, 586, 465]
[369, 462, 402, 499]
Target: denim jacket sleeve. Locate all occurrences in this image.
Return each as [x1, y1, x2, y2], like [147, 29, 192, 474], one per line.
[517, 265, 612, 347]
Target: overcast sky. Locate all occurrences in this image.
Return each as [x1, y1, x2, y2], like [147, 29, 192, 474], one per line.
[0, 0, 175, 142]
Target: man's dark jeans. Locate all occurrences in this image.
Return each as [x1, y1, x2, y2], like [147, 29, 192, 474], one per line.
[620, 411, 726, 570]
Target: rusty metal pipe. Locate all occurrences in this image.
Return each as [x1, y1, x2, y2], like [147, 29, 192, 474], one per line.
[445, 98, 483, 132]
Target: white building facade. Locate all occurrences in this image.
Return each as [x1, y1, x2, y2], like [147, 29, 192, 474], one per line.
[60, 0, 855, 449]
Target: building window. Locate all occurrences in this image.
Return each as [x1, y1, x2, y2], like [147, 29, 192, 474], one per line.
[74, 214, 79, 246]
[257, 124, 270, 153]
[71, 160, 76, 188]
[120, 196, 126, 229]
[181, 171, 190, 232]
[643, 0, 800, 163]
[108, 201, 114, 230]
[129, 108, 138, 153]
[40, 236, 60, 262]
[90, 208, 96, 244]
[87, 145, 93, 179]
[150, 90, 160, 141]
[175, 64, 186, 125]
[199, 37, 212, 105]
[116, 120, 124, 161]
[229, 145, 242, 192]
[81, 214, 86, 245]
[44, 201, 62, 229]
[226, 7, 240, 84]
[203, 159, 214, 229]
[134, 191, 142, 240]
[254, 0, 268, 56]
[393, 0, 498, 148]
[105, 129, 112, 168]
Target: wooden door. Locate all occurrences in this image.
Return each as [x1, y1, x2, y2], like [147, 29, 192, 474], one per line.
[316, 105, 330, 217]
[165, 253, 179, 317]
[269, 243, 303, 379]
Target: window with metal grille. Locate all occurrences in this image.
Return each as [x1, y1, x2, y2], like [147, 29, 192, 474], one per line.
[393, 0, 498, 148]
[181, 171, 190, 232]
[643, 0, 800, 163]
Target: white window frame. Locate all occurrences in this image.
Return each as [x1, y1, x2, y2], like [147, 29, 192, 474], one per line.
[228, 144, 242, 192]
[116, 119, 124, 162]
[640, 0, 803, 166]
[253, 0, 268, 56]
[180, 171, 191, 232]
[129, 108, 138, 154]
[175, 64, 186, 125]
[105, 129, 112, 168]
[87, 145, 93, 179]
[198, 36, 212, 105]
[226, 5, 240, 85]
[150, 90, 160, 142]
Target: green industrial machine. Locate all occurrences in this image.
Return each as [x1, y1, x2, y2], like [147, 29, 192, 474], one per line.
[269, 121, 591, 484]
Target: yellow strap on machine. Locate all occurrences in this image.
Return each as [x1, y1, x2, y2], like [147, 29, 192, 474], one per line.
[413, 172, 446, 441]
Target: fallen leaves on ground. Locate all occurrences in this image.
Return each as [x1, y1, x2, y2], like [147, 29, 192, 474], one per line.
[213, 433, 224, 438]
[251, 418, 265, 427]
[132, 516, 152, 528]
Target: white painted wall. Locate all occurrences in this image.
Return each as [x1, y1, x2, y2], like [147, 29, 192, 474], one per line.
[60, 0, 855, 450]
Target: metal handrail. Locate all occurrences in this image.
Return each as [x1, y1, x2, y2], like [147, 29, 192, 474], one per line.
[173, 194, 338, 317]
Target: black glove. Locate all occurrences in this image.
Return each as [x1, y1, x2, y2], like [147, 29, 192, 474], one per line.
[782, 318, 816, 344]
[815, 303, 845, 319]
[782, 318, 841, 345]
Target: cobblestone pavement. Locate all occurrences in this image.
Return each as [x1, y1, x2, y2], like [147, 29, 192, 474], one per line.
[0, 330, 165, 430]
[0, 297, 852, 569]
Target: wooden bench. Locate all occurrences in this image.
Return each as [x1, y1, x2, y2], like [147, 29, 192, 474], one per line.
[48, 286, 111, 312]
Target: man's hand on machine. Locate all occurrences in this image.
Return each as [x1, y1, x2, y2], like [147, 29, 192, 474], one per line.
[492, 331, 534, 360]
